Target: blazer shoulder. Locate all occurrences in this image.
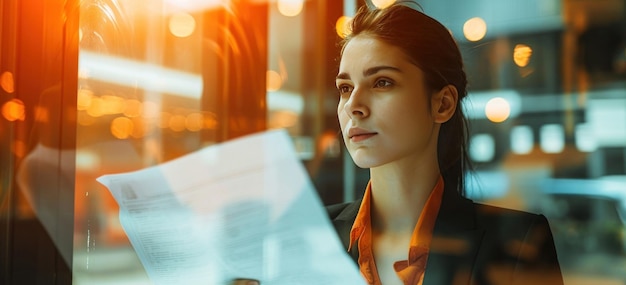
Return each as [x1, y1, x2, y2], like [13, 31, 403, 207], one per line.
[472, 202, 560, 265]
[325, 200, 361, 221]
[474, 202, 547, 223]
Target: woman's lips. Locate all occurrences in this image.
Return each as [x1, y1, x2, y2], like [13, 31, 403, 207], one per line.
[347, 127, 377, 142]
[350, 133, 376, 142]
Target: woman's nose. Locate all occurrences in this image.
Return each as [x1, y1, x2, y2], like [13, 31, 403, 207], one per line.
[344, 89, 369, 118]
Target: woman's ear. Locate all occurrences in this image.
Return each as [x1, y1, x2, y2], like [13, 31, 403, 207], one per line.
[431, 84, 458, 123]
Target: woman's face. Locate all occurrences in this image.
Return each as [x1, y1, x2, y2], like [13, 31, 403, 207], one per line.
[336, 35, 440, 169]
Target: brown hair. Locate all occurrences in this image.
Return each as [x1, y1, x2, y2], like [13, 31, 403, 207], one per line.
[341, 3, 471, 195]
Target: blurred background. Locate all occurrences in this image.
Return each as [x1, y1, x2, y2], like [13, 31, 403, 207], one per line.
[1, 0, 625, 284]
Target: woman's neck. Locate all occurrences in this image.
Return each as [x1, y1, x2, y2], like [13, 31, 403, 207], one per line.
[369, 158, 440, 233]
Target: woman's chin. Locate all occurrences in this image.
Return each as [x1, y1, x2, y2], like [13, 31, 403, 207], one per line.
[351, 158, 381, 169]
[348, 149, 386, 168]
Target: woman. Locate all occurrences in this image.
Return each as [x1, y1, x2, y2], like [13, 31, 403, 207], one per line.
[237, 1, 563, 284]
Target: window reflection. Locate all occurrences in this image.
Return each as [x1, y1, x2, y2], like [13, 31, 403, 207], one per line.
[3, 0, 625, 283]
[70, 0, 626, 283]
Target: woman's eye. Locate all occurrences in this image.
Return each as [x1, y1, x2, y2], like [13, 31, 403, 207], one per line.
[374, 79, 392, 88]
[338, 85, 353, 95]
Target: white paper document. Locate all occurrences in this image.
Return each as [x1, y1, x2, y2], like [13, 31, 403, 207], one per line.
[97, 129, 365, 285]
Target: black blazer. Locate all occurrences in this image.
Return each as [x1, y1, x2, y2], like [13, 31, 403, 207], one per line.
[326, 184, 564, 285]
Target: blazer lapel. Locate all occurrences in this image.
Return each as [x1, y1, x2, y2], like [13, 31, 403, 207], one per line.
[329, 200, 361, 264]
[329, 185, 487, 284]
[423, 186, 485, 285]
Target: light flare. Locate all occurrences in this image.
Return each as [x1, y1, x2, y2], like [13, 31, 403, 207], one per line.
[485, 97, 510, 123]
[463, 17, 487, 42]
[277, 0, 304, 17]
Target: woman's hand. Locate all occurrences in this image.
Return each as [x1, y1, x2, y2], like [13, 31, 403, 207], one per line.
[231, 278, 260, 285]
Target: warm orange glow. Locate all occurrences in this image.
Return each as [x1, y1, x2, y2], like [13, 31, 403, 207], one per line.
[159, 112, 172, 128]
[372, 0, 395, 8]
[86, 97, 104, 117]
[12, 140, 27, 158]
[77, 111, 96, 126]
[163, 0, 223, 13]
[34, 106, 49, 122]
[111, 117, 134, 139]
[269, 110, 298, 128]
[463, 17, 487, 42]
[142, 101, 159, 118]
[123, 99, 142, 117]
[169, 114, 186, 132]
[203, 112, 218, 129]
[131, 117, 145, 138]
[102, 95, 125, 115]
[1, 71, 15, 93]
[513, 44, 533, 67]
[266, 70, 282, 92]
[77, 89, 94, 111]
[185, 113, 203, 132]
[336, 16, 352, 39]
[485, 97, 511, 123]
[169, 12, 196, 38]
[277, 0, 304, 17]
[2, 99, 25, 121]
[321, 131, 341, 157]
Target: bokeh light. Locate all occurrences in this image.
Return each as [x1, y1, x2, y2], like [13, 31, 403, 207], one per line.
[371, 0, 395, 9]
[203, 112, 218, 129]
[266, 70, 282, 92]
[485, 97, 510, 123]
[110, 117, 134, 139]
[470, 134, 495, 162]
[185, 113, 203, 132]
[510, 125, 534, 154]
[169, 114, 186, 132]
[169, 12, 196, 38]
[277, 0, 304, 17]
[102, 95, 125, 115]
[513, 44, 533, 67]
[540, 124, 565, 153]
[77, 89, 94, 111]
[1, 71, 15, 93]
[86, 97, 104, 117]
[575, 123, 597, 152]
[336, 16, 352, 39]
[463, 17, 487, 42]
[123, 99, 142, 117]
[2, 99, 25, 121]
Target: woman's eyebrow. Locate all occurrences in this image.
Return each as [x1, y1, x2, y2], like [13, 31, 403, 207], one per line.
[363, 65, 402, 77]
[336, 65, 402, 81]
[336, 72, 350, 80]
